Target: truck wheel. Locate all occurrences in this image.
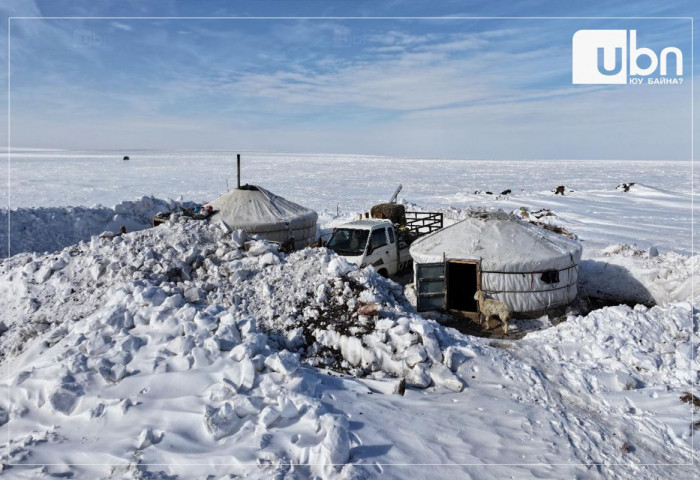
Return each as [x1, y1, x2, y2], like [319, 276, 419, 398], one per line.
[378, 268, 389, 278]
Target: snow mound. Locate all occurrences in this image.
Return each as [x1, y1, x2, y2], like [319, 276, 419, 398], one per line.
[524, 301, 698, 389]
[0, 218, 464, 476]
[0, 196, 183, 257]
[1, 218, 455, 384]
[580, 244, 698, 305]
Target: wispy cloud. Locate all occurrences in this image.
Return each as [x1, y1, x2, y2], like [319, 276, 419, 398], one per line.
[0, 8, 694, 159]
[110, 21, 133, 32]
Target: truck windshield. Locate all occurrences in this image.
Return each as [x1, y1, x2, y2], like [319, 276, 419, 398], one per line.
[326, 228, 369, 256]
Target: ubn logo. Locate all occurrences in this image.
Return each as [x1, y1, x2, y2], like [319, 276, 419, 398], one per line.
[572, 30, 683, 84]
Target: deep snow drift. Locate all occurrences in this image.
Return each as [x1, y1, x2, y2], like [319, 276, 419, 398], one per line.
[0, 214, 697, 478]
[0, 196, 184, 258]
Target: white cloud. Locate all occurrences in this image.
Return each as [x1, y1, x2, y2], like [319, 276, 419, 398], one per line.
[111, 22, 133, 32]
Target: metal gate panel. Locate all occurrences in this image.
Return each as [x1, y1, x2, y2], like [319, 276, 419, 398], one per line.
[416, 262, 445, 311]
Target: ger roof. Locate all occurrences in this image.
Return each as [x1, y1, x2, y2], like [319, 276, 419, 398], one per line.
[409, 210, 582, 272]
[208, 185, 317, 232]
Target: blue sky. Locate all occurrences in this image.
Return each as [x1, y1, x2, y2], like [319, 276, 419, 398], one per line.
[0, 0, 697, 159]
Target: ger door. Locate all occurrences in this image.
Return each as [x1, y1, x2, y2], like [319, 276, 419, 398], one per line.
[415, 262, 446, 311]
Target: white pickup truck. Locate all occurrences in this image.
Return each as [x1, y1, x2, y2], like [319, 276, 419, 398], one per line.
[324, 210, 443, 277]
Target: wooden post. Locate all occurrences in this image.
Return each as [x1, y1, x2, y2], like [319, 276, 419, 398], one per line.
[237, 154, 241, 189]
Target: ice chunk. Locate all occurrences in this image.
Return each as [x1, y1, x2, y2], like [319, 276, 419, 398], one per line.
[258, 405, 281, 428]
[259, 252, 280, 267]
[318, 414, 350, 467]
[168, 335, 195, 355]
[403, 344, 427, 367]
[89, 263, 105, 280]
[252, 353, 266, 372]
[247, 241, 270, 256]
[230, 356, 256, 391]
[35, 265, 53, 283]
[208, 383, 235, 403]
[375, 318, 396, 331]
[184, 286, 204, 303]
[215, 323, 241, 351]
[233, 396, 262, 417]
[191, 347, 211, 368]
[429, 362, 464, 392]
[162, 294, 184, 310]
[231, 229, 249, 248]
[136, 428, 162, 450]
[49, 383, 83, 416]
[84, 334, 113, 356]
[410, 320, 442, 363]
[184, 247, 200, 264]
[50, 258, 67, 271]
[406, 363, 431, 388]
[327, 257, 354, 277]
[263, 351, 300, 376]
[277, 395, 299, 419]
[237, 317, 258, 338]
[443, 347, 469, 372]
[204, 403, 244, 440]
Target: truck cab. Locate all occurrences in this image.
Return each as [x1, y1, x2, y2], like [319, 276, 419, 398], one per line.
[325, 219, 411, 277]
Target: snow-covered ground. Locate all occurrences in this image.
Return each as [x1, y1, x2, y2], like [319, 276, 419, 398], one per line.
[0, 151, 697, 478]
[3, 151, 696, 255]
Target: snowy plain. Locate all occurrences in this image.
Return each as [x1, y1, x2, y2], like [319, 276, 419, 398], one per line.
[3, 150, 696, 255]
[0, 150, 697, 479]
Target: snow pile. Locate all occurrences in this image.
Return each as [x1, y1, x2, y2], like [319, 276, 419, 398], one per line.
[0, 196, 183, 257]
[0, 217, 468, 476]
[580, 244, 698, 305]
[523, 301, 697, 390]
[1, 279, 355, 478]
[1, 217, 460, 388]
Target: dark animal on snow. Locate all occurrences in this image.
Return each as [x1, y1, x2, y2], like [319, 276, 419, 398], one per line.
[617, 182, 635, 192]
[500, 189, 511, 195]
[554, 186, 566, 195]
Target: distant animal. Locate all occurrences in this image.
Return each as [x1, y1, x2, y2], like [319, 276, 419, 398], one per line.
[123, 155, 130, 161]
[474, 290, 511, 334]
[617, 182, 635, 192]
[500, 189, 511, 195]
[554, 186, 566, 195]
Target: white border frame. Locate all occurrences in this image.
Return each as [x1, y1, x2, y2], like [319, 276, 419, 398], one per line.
[5, 15, 696, 472]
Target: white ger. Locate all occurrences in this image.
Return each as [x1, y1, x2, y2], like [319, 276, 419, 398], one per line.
[409, 210, 583, 315]
[208, 184, 318, 250]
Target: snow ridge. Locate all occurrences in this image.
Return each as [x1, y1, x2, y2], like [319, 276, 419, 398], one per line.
[0, 196, 183, 258]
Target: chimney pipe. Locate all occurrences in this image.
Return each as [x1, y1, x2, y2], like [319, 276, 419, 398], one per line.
[237, 154, 241, 189]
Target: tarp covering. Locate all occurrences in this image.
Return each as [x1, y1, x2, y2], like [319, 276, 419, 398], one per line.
[410, 210, 582, 313]
[209, 185, 318, 250]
